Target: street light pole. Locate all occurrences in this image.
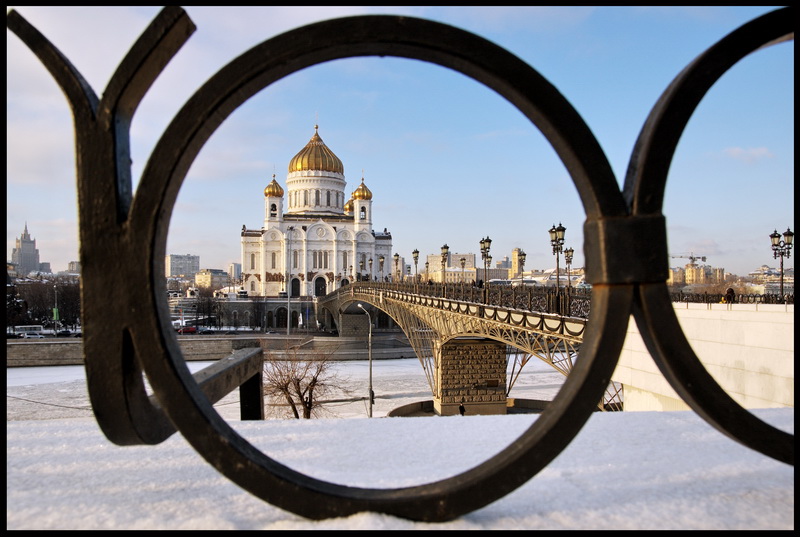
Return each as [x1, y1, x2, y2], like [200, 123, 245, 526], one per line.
[368, 257, 373, 282]
[518, 250, 526, 282]
[770, 227, 794, 300]
[412, 249, 419, 291]
[53, 284, 59, 333]
[440, 244, 449, 297]
[480, 236, 492, 302]
[357, 303, 373, 418]
[379, 255, 385, 282]
[393, 253, 400, 283]
[460, 257, 466, 293]
[564, 247, 574, 292]
[549, 223, 566, 290]
[286, 226, 294, 336]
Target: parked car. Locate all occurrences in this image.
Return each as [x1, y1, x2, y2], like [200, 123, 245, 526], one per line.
[198, 329, 215, 335]
[23, 333, 45, 339]
[56, 330, 72, 337]
[177, 326, 197, 334]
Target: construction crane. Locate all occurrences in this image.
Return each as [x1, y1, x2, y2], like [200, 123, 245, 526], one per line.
[670, 253, 707, 265]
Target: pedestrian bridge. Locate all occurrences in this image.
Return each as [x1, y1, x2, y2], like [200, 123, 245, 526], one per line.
[316, 282, 622, 415]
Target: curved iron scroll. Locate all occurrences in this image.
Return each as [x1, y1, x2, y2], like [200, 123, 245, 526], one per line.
[6, 6, 793, 523]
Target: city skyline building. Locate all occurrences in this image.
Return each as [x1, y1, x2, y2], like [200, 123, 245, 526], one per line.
[165, 254, 200, 279]
[10, 223, 50, 277]
[241, 125, 393, 297]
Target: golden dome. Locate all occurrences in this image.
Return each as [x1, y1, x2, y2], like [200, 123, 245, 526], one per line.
[352, 177, 373, 200]
[343, 197, 354, 214]
[288, 125, 344, 174]
[264, 174, 284, 197]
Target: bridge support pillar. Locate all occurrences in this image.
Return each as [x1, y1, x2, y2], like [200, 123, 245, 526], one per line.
[435, 338, 507, 416]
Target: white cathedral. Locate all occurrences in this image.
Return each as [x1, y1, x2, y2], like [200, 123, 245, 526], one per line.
[241, 125, 393, 298]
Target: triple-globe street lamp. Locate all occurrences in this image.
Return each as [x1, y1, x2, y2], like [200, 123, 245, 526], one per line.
[393, 253, 400, 282]
[440, 244, 449, 297]
[548, 223, 566, 290]
[769, 227, 794, 300]
[480, 237, 492, 302]
[412, 249, 420, 289]
[564, 247, 574, 291]
[379, 255, 385, 282]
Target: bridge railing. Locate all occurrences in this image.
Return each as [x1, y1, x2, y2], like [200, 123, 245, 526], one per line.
[340, 281, 592, 319]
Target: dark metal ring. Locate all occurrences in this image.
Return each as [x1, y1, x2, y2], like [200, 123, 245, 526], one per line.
[624, 7, 793, 465]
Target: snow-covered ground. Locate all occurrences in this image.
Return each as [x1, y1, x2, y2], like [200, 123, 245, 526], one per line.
[6, 358, 794, 530]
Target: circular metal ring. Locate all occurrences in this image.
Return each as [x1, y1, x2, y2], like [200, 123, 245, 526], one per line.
[129, 15, 633, 521]
[624, 7, 793, 465]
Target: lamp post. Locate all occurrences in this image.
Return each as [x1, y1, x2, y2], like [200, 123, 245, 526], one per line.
[359, 260, 364, 282]
[357, 303, 374, 418]
[518, 250, 526, 282]
[286, 226, 294, 336]
[770, 227, 794, 300]
[440, 244, 449, 297]
[564, 247, 574, 291]
[368, 257, 373, 281]
[425, 261, 429, 284]
[379, 255, 385, 282]
[393, 253, 400, 283]
[412, 249, 419, 289]
[480, 236, 492, 302]
[53, 284, 59, 333]
[460, 257, 466, 293]
[548, 223, 566, 290]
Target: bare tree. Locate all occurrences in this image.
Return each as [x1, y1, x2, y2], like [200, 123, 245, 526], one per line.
[262, 343, 352, 419]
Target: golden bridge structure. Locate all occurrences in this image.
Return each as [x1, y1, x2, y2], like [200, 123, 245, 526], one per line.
[317, 282, 622, 415]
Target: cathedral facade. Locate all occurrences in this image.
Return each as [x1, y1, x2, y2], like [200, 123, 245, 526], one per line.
[241, 126, 393, 298]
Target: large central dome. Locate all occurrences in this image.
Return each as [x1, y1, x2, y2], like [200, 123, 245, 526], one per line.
[287, 125, 344, 175]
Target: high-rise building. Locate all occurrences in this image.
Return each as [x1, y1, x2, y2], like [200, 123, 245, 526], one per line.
[11, 223, 50, 276]
[241, 125, 393, 297]
[165, 254, 200, 278]
[228, 262, 242, 284]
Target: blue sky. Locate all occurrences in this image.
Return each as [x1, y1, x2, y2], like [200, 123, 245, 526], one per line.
[6, 6, 793, 277]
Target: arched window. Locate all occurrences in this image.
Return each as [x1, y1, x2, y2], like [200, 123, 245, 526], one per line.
[342, 251, 348, 270]
[250, 253, 255, 270]
[250, 281, 255, 292]
[270, 203, 277, 216]
[271, 252, 276, 269]
[293, 250, 298, 269]
[360, 207, 367, 220]
[326, 191, 331, 206]
[324, 251, 329, 269]
[313, 251, 318, 268]
[303, 190, 308, 205]
[315, 190, 320, 206]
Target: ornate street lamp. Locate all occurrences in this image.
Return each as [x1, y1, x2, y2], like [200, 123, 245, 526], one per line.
[548, 223, 566, 290]
[460, 257, 466, 292]
[368, 257, 373, 282]
[564, 247, 574, 291]
[412, 249, 419, 288]
[379, 255, 385, 282]
[393, 253, 400, 282]
[359, 259, 364, 282]
[518, 250, 526, 281]
[480, 236, 492, 302]
[440, 244, 449, 296]
[770, 227, 794, 300]
[425, 261, 429, 283]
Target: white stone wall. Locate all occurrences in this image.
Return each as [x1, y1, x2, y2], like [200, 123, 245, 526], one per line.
[613, 303, 794, 411]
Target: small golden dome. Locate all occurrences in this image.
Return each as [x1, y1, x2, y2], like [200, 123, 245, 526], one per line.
[288, 125, 344, 174]
[352, 177, 373, 200]
[343, 197, 354, 214]
[264, 174, 284, 197]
